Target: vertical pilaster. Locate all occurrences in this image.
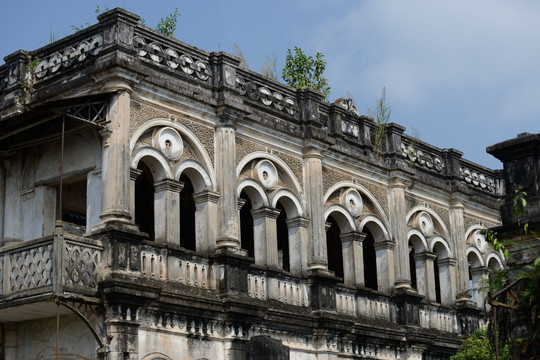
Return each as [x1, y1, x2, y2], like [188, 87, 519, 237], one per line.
[105, 305, 140, 360]
[193, 190, 220, 253]
[413, 252, 432, 297]
[154, 179, 183, 244]
[215, 108, 242, 250]
[129, 168, 142, 222]
[251, 207, 280, 268]
[374, 240, 396, 292]
[3, 158, 22, 243]
[0, 162, 5, 245]
[388, 174, 411, 289]
[21, 189, 35, 240]
[425, 252, 437, 302]
[286, 216, 309, 274]
[86, 170, 103, 231]
[340, 231, 365, 287]
[439, 258, 457, 306]
[450, 196, 472, 303]
[97, 85, 133, 227]
[303, 146, 327, 270]
[470, 266, 490, 309]
[32, 186, 56, 237]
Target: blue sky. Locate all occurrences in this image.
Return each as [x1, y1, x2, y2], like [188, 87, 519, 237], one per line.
[2, 0, 540, 169]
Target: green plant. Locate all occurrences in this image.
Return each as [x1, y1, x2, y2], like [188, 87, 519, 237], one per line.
[232, 43, 249, 69]
[451, 329, 511, 360]
[372, 87, 391, 157]
[20, 58, 40, 104]
[261, 54, 278, 80]
[156, 8, 180, 36]
[281, 46, 330, 100]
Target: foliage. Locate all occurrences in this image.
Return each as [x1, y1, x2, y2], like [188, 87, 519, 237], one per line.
[451, 329, 511, 360]
[20, 58, 40, 104]
[281, 47, 330, 100]
[232, 43, 249, 69]
[261, 54, 278, 80]
[156, 8, 180, 37]
[372, 87, 391, 156]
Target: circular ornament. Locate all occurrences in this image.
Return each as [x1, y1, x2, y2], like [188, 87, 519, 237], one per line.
[62, 47, 76, 67]
[259, 87, 272, 106]
[254, 160, 278, 190]
[417, 211, 434, 238]
[133, 36, 147, 57]
[90, 35, 103, 55]
[341, 189, 363, 217]
[77, 41, 90, 62]
[474, 230, 487, 252]
[153, 127, 183, 161]
[49, 53, 62, 73]
[149, 42, 163, 63]
[164, 48, 179, 69]
[273, 92, 284, 110]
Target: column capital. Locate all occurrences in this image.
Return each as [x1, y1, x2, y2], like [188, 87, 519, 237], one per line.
[216, 106, 244, 128]
[193, 190, 219, 204]
[470, 265, 490, 277]
[374, 239, 395, 251]
[416, 251, 437, 261]
[286, 216, 309, 229]
[251, 207, 280, 220]
[438, 257, 457, 267]
[130, 167, 142, 181]
[237, 197, 246, 210]
[339, 231, 366, 244]
[154, 179, 184, 193]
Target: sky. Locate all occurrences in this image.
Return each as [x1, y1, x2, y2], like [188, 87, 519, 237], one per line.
[2, 0, 540, 169]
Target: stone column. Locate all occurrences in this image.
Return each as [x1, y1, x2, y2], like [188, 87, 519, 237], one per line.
[3, 158, 22, 243]
[450, 196, 471, 303]
[0, 162, 5, 245]
[154, 179, 183, 244]
[128, 168, 142, 222]
[374, 240, 396, 292]
[470, 266, 490, 309]
[251, 207, 281, 268]
[303, 145, 327, 270]
[98, 87, 133, 226]
[413, 252, 432, 298]
[32, 186, 56, 237]
[105, 305, 140, 360]
[86, 169, 102, 232]
[425, 252, 437, 302]
[439, 258, 457, 306]
[286, 216, 309, 274]
[21, 189, 35, 240]
[388, 174, 411, 289]
[215, 108, 242, 250]
[340, 231, 365, 287]
[193, 190, 220, 253]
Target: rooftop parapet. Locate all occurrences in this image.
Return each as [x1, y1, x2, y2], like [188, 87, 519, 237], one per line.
[0, 8, 504, 197]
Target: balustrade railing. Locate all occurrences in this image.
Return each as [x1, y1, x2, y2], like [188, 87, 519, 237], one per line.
[419, 306, 457, 332]
[0, 224, 104, 301]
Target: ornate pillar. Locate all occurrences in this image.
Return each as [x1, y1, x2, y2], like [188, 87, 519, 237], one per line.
[303, 145, 327, 270]
[193, 190, 220, 253]
[286, 216, 309, 274]
[154, 179, 183, 244]
[251, 207, 280, 267]
[413, 251, 433, 298]
[86, 169, 102, 231]
[98, 87, 133, 225]
[388, 174, 411, 289]
[105, 304, 141, 360]
[215, 108, 242, 250]
[128, 168, 142, 223]
[438, 258, 457, 306]
[450, 195, 472, 303]
[0, 162, 5, 245]
[425, 251, 437, 302]
[340, 231, 365, 287]
[470, 266, 490, 309]
[3, 157, 23, 243]
[374, 240, 395, 292]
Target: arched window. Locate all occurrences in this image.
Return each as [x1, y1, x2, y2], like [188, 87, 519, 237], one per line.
[135, 161, 154, 240]
[179, 173, 196, 251]
[409, 241, 417, 290]
[363, 229, 378, 290]
[433, 256, 442, 303]
[326, 216, 344, 280]
[240, 190, 254, 258]
[276, 202, 289, 272]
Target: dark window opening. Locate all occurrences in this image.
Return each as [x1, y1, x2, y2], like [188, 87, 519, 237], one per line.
[326, 216, 343, 280]
[56, 177, 87, 227]
[135, 162, 154, 240]
[434, 257, 442, 303]
[240, 190, 254, 258]
[409, 243, 417, 290]
[276, 202, 289, 272]
[180, 173, 196, 251]
[363, 229, 378, 290]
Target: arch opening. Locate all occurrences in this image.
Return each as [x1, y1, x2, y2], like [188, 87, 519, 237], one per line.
[135, 161, 155, 240]
[326, 215, 344, 280]
[180, 173, 196, 251]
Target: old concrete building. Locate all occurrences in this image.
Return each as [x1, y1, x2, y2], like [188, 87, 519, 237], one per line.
[0, 8, 510, 360]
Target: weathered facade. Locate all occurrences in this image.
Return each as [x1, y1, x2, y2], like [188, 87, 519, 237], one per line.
[0, 8, 509, 360]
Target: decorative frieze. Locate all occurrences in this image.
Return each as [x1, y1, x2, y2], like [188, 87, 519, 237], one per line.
[459, 165, 496, 193]
[133, 35, 211, 81]
[235, 76, 297, 116]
